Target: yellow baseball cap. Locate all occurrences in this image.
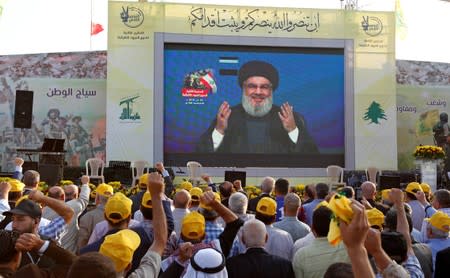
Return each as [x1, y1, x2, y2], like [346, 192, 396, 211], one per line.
[405, 182, 423, 195]
[190, 187, 203, 201]
[381, 189, 391, 201]
[420, 183, 431, 194]
[181, 211, 206, 240]
[96, 183, 114, 196]
[141, 191, 152, 208]
[425, 211, 450, 232]
[200, 192, 221, 210]
[138, 173, 150, 188]
[256, 197, 277, 216]
[366, 208, 385, 228]
[104, 193, 132, 224]
[180, 181, 193, 191]
[8, 179, 25, 192]
[99, 229, 141, 272]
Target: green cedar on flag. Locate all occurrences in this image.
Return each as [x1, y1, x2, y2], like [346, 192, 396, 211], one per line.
[364, 101, 387, 124]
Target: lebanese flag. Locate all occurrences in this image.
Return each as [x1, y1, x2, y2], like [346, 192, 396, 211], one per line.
[199, 72, 217, 94]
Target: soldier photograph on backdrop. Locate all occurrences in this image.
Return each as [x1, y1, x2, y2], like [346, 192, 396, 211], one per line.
[433, 112, 450, 186]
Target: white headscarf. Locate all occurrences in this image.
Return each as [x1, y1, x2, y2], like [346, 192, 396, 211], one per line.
[182, 248, 228, 278]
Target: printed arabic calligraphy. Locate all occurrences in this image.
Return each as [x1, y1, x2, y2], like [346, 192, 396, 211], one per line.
[188, 8, 320, 33]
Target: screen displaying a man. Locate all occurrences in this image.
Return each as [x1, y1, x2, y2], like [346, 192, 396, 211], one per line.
[197, 60, 318, 154]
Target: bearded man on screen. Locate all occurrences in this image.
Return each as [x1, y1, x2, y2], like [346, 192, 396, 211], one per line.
[197, 60, 318, 154]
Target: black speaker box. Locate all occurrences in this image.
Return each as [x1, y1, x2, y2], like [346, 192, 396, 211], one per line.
[14, 90, 34, 129]
[39, 164, 63, 187]
[224, 170, 247, 187]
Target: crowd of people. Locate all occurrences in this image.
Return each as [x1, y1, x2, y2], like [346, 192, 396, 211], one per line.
[0, 158, 449, 278]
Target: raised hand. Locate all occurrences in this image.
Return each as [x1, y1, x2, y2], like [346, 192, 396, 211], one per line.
[215, 101, 232, 135]
[28, 190, 45, 203]
[14, 157, 24, 167]
[147, 172, 164, 197]
[80, 175, 90, 185]
[278, 102, 297, 132]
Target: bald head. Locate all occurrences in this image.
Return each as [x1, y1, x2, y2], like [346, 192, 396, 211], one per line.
[174, 189, 191, 209]
[48, 186, 65, 200]
[361, 181, 376, 199]
[64, 184, 79, 201]
[284, 193, 301, 216]
[242, 219, 267, 248]
[260, 177, 275, 194]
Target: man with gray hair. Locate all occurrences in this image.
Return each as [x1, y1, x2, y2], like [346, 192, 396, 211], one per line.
[274, 193, 310, 241]
[226, 219, 295, 278]
[78, 183, 113, 249]
[43, 175, 91, 253]
[226, 192, 255, 256]
[22, 170, 40, 195]
[248, 176, 275, 213]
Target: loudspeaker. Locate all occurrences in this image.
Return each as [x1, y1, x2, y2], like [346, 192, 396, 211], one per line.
[14, 90, 34, 129]
[39, 164, 63, 187]
[224, 171, 247, 187]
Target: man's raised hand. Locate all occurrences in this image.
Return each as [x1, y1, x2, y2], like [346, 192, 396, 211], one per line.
[147, 172, 164, 197]
[215, 101, 232, 135]
[278, 102, 297, 132]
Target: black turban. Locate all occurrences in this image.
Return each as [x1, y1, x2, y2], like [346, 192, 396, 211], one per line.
[238, 61, 279, 91]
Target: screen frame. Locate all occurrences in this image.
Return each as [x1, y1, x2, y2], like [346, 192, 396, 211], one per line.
[154, 32, 355, 177]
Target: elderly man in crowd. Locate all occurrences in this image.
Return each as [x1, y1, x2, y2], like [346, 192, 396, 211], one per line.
[360, 181, 389, 214]
[197, 60, 318, 154]
[42, 175, 90, 253]
[254, 197, 293, 260]
[226, 219, 295, 278]
[248, 176, 275, 213]
[274, 193, 310, 242]
[77, 183, 113, 249]
[172, 189, 191, 236]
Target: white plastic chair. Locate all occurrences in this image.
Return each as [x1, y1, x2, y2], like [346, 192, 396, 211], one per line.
[326, 165, 344, 184]
[131, 160, 150, 186]
[85, 158, 105, 184]
[186, 161, 203, 186]
[365, 167, 381, 184]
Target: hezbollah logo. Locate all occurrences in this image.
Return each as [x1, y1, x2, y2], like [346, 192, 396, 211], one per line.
[364, 101, 387, 124]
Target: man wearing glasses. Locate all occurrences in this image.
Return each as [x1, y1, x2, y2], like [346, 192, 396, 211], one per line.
[198, 60, 318, 154]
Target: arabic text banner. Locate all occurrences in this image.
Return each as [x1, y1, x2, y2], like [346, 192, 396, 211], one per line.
[107, 2, 396, 171]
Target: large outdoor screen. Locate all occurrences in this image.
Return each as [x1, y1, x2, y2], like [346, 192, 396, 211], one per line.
[156, 34, 350, 168]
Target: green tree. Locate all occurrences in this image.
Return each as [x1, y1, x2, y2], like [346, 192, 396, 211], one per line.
[363, 101, 387, 124]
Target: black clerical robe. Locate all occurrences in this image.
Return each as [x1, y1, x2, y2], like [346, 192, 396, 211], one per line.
[197, 104, 318, 154]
